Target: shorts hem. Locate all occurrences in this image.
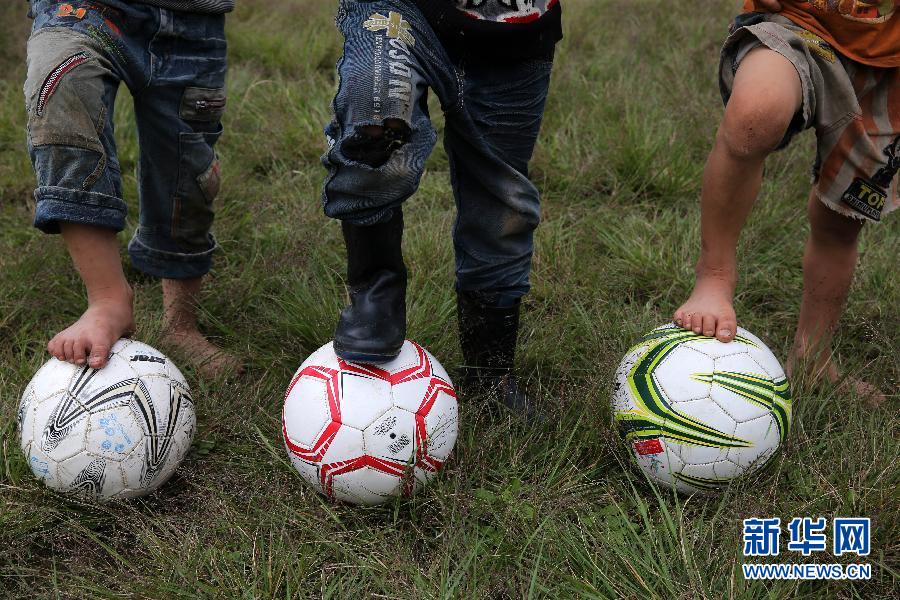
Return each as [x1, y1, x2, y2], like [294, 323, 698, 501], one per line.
[33, 186, 127, 234]
[127, 231, 217, 279]
[813, 188, 883, 223]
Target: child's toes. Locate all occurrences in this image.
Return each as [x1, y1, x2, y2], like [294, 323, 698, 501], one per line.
[47, 338, 62, 361]
[702, 314, 716, 337]
[673, 309, 685, 328]
[88, 344, 111, 369]
[690, 314, 703, 334]
[73, 340, 88, 365]
[62, 339, 76, 363]
[716, 318, 736, 342]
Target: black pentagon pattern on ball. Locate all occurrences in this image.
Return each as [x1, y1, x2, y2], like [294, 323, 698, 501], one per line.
[34, 358, 194, 497]
[41, 367, 137, 453]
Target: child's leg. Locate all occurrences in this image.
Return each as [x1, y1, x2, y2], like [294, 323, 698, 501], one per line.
[127, 12, 238, 377]
[673, 47, 803, 342]
[445, 55, 552, 416]
[47, 224, 134, 368]
[24, 17, 133, 369]
[790, 193, 885, 403]
[322, 1, 459, 362]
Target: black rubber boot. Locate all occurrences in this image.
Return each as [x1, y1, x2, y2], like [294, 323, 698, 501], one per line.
[457, 291, 536, 418]
[334, 210, 407, 363]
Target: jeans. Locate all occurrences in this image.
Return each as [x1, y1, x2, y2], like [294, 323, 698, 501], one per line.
[25, 0, 227, 279]
[322, 0, 554, 303]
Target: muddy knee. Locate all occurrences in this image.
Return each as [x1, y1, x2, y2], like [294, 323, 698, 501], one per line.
[718, 95, 799, 159]
[719, 48, 804, 159]
[340, 119, 412, 168]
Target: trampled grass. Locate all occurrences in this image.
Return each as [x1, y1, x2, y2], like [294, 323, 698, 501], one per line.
[0, 1, 897, 598]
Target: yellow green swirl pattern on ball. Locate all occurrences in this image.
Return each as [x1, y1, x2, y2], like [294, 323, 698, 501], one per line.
[671, 472, 727, 490]
[690, 371, 791, 442]
[616, 327, 755, 449]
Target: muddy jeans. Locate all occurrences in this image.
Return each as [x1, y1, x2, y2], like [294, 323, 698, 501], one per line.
[25, 0, 227, 279]
[322, 0, 554, 304]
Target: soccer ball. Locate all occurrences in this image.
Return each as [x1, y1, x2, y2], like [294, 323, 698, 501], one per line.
[282, 340, 458, 505]
[18, 339, 196, 500]
[613, 324, 791, 494]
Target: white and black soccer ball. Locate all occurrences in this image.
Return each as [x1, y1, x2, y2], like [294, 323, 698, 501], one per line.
[18, 339, 196, 500]
[282, 341, 458, 505]
[613, 324, 792, 494]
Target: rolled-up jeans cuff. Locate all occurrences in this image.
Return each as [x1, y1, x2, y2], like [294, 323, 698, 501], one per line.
[33, 186, 127, 234]
[127, 229, 217, 280]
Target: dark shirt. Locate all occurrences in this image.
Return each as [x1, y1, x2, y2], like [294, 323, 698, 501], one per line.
[413, 0, 563, 59]
[122, 0, 234, 14]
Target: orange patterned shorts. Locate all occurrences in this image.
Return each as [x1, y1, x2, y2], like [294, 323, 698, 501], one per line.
[722, 13, 899, 222]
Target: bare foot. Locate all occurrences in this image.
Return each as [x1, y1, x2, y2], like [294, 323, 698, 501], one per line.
[162, 327, 244, 380]
[837, 377, 887, 407]
[673, 268, 737, 342]
[787, 352, 887, 407]
[47, 286, 135, 369]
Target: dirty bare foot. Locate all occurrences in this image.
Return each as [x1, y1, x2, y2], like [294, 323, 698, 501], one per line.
[47, 285, 134, 369]
[162, 327, 244, 380]
[788, 350, 886, 407]
[161, 277, 244, 379]
[836, 377, 887, 407]
[673, 268, 738, 342]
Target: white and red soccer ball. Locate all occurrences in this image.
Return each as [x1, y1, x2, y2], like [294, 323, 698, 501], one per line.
[282, 340, 458, 505]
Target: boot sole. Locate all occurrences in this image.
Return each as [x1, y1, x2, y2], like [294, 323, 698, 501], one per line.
[333, 343, 402, 365]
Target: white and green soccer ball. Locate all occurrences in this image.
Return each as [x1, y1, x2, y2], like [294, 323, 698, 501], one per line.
[18, 339, 196, 501]
[613, 324, 791, 494]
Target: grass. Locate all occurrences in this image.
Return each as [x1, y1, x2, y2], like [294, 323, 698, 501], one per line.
[0, 0, 897, 597]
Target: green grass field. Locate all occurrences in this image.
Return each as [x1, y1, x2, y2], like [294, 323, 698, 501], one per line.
[1, 1, 897, 597]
